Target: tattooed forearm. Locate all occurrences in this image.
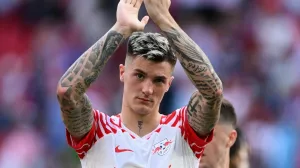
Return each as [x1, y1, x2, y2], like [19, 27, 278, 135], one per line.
[58, 89, 93, 137]
[57, 30, 125, 139]
[60, 31, 124, 89]
[187, 91, 220, 135]
[162, 27, 223, 135]
[162, 27, 222, 96]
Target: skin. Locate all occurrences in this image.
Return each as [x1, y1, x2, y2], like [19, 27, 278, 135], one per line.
[119, 56, 174, 136]
[57, 0, 223, 141]
[144, 0, 223, 136]
[199, 124, 237, 168]
[57, 0, 149, 140]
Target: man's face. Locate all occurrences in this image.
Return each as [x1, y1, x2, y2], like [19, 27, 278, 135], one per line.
[119, 56, 173, 115]
[199, 124, 235, 168]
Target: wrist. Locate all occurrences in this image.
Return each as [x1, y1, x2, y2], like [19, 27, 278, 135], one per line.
[154, 13, 178, 31]
[112, 23, 133, 39]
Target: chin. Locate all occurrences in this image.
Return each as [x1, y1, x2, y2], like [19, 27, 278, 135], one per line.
[199, 164, 210, 168]
[198, 161, 212, 168]
[132, 105, 153, 115]
[134, 107, 152, 115]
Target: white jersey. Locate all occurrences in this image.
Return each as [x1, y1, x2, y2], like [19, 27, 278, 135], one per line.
[66, 106, 213, 168]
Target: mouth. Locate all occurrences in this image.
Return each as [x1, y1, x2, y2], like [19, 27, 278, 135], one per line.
[137, 97, 152, 102]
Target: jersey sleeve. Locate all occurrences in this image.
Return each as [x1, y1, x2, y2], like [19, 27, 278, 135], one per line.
[65, 109, 117, 159]
[165, 106, 214, 159]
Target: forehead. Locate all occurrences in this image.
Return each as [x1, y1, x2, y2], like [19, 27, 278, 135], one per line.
[127, 57, 173, 76]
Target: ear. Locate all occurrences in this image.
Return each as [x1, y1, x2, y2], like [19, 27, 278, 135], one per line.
[166, 76, 174, 92]
[119, 64, 125, 82]
[227, 129, 237, 148]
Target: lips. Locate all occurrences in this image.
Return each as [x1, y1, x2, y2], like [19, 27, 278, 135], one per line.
[137, 97, 152, 102]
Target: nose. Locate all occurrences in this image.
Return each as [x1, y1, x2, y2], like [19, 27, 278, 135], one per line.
[142, 80, 153, 96]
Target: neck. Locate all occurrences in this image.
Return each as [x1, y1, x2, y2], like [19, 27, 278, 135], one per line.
[120, 101, 161, 137]
[214, 150, 230, 168]
[222, 151, 230, 168]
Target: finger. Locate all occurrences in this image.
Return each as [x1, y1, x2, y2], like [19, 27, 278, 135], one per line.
[131, 0, 137, 5]
[166, 0, 171, 7]
[135, 0, 143, 8]
[129, 0, 133, 4]
[141, 15, 149, 26]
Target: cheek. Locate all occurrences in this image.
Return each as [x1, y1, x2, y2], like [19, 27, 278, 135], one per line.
[125, 78, 140, 90]
[215, 136, 225, 145]
[216, 136, 229, 152]
[205, 140, 218, 153]
[211, 137, 225, 152]
[155, 86, 167, 99]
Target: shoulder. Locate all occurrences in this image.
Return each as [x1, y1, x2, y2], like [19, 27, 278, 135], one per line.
[161, 106, 187, 126]
[93, 110, 121, 130]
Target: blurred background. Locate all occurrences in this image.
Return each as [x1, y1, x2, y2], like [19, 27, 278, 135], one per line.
[0, 0, 299, 167]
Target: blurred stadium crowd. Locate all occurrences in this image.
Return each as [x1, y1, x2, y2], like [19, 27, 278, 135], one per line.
[0, 0, 299, 167]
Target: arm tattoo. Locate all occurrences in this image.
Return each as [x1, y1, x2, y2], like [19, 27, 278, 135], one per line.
[163, 27, 223, 136]
[57, 30, 125, 139]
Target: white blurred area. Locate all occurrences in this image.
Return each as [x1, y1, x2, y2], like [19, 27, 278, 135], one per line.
[0, 0, 299, 167]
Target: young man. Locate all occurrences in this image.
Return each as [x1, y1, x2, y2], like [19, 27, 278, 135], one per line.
[56, 0, 223, 167]
[199, 99, 238, 168]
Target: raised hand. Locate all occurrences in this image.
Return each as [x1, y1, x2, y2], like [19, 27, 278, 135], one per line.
[116, 0, 149, 35]
[144, 0, 171, 26]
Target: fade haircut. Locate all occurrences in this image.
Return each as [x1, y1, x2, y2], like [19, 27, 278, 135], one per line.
[126, 32, 177, 67]
[219, 98, 237, 128]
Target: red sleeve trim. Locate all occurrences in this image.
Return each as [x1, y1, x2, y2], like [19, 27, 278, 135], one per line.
[66, 115, 97, 159]
[65, 110, 120, 159]
[181, 107, 214, 159]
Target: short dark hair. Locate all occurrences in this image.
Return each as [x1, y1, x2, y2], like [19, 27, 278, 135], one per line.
[219, 98, 237, 128]
[126, 32, 177, 67]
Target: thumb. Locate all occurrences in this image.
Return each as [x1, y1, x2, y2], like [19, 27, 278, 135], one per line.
[141, 15, 149, 27]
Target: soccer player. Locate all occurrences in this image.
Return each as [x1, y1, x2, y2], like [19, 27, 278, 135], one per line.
[199, 98, 238, 168]
[56, 0, 223, 167]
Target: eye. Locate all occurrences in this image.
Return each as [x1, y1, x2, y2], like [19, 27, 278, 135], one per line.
[154, 78, 165, 84]
[136, 73, 144, 80]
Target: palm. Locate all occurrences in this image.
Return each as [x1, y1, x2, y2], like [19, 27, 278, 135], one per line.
[116, 0, 148, 32]
[144, 0, 171, 25]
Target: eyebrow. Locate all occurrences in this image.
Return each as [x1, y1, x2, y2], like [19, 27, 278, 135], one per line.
[134, 69, 146, 75]
[133, 68, 167, 80]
